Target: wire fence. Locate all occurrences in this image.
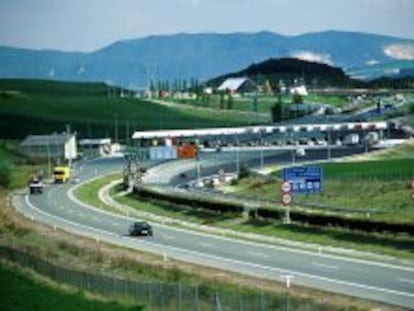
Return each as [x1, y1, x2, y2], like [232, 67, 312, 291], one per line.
[0, 245, 350, 311]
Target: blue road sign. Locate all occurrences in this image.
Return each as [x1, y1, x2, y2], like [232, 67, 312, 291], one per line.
[282, 166, 323, 194]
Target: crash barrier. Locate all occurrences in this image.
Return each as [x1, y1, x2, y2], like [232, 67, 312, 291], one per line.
[0, 245, 342, 311]
[134, 187, 414, 235]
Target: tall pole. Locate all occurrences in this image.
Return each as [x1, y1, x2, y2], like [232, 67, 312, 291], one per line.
[66, 123, 72, 168]
[114, 115, 118, 144]
[47, 136, 51, 178]
[327, 128, 331, 160]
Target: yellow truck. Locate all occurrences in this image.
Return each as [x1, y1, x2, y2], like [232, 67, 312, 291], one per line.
[53, 166, 70, 183]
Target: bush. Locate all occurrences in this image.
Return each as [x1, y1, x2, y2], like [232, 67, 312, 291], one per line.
[0, 164, 12, 188]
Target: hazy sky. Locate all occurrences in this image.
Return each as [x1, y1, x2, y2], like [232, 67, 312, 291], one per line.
[0, 0, 413, 52]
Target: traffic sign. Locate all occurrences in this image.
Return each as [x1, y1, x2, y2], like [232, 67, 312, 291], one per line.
[281, 193, 292, 205]
[281, 181, 292, 193]
[282, 166, 323, 194]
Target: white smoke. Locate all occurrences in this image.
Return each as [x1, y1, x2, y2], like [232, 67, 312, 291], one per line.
[383, 43, 414, 60]
[290, 51, 333, 65]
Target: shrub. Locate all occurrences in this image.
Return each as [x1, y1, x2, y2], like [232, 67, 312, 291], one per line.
[0, 164, 12, 188]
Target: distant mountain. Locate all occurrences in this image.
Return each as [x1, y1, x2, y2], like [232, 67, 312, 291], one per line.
[1, 31, 414, 86]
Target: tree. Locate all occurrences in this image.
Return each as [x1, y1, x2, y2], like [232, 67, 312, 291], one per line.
[226, 91, 233, 110]
[219, 93, 225, 109]
[252, 95, 258, 112]
[292, 93, 303, 104]
[271, 102, 283, 122]
[270, 95, 284, 122]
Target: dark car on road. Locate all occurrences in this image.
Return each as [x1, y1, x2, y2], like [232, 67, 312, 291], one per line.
[29, 177, 43, 195]
[129, 221, 153, 237]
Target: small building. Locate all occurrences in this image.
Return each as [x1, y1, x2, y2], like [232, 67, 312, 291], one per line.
[290, 85, 308, 96]
[78, 138, 112, 157]
[217, 77, 257, 94]
[20, 134, 77, 162]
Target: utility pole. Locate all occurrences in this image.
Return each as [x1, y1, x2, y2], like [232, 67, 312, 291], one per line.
[66, 123, 72, 168]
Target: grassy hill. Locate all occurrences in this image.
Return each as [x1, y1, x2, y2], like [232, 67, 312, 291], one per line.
[0, 79, 265, 140]
[0, 263, 143, 311]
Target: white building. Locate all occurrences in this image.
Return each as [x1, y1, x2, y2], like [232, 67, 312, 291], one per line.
[79, 138, 113, 156]
[20, 134, 77, 162]
[290, 85, 308, 96]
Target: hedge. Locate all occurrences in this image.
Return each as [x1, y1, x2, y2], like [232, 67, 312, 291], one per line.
[135, 187, 244, 215]
[256, 207, 414, 235]
[132, 187, 413, 235]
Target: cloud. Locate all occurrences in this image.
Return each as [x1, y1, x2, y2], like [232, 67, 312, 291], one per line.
[383, 43, 414, 60]
[366, 59, 379, 66]
[289, 51, 333, 65]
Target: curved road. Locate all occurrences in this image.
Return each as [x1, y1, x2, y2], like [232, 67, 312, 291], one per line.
[13, 153, 414, 309]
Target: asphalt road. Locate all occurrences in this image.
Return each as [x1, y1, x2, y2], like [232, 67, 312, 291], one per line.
[13, 153, 414, 309]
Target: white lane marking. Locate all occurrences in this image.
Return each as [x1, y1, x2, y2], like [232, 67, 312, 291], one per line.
[248, 251, 269, 258]
[200, 242, 213, 248]
[77, 212, 85, 217]
[161, 235, 175, 240]
[399, 277, 414, 285]
[24, 195, 414, 300]
[112, 222, 120, 227]
[67, 179, 414, 273]
[92, 216, 101, 223]
[312, 262, 339, 270]
[67, 209, 74, 214]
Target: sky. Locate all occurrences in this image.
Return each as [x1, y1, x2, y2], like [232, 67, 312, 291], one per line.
[0, 0, 413, 52]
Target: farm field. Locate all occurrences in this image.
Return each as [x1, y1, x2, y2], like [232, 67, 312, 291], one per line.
[0, 79, 268, 140]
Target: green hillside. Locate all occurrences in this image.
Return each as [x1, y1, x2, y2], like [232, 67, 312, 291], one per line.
[0, 79, 264, 140]
[0, 263, 142, 311]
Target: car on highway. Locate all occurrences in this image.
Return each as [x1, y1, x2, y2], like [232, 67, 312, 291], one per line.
[29, 177, 43, 195]
[128, 221, 153, 237]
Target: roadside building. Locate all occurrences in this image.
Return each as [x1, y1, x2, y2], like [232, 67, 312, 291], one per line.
[78, 138, 113, 157]
[20, 133, 77, 162]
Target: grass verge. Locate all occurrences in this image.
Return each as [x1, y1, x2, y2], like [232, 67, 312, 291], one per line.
[0, 261, 143, 311]
[0, 188, 391, 310]
[77, 175, 414, 261]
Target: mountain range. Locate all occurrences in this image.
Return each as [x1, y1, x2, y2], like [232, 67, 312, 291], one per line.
[1, 30, 414, 87]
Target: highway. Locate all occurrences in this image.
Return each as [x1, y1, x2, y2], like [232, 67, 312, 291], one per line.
[13, 152, 414, 309]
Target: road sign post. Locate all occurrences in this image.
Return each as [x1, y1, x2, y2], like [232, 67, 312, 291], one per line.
[280, 181, 292, 224]
[281, 166, 323, 225]
[282, 166, 323, 194]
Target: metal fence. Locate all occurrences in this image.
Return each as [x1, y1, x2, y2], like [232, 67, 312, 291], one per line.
[0, 245, 347, 311]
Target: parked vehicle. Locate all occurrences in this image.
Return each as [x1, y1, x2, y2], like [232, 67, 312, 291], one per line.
[53, 166, 70, 183]
[128, 221, 153, 237]
[343, 134, 359, 145]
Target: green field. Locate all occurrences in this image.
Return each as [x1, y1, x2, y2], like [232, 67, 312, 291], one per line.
[233, 158, 414, 222]
[0, 79, 268, 140]
[0, 263, 142, 311]
[308, 159, 414, 180]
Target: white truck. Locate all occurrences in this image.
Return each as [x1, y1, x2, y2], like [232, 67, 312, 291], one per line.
[343, 134, 360, 145]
